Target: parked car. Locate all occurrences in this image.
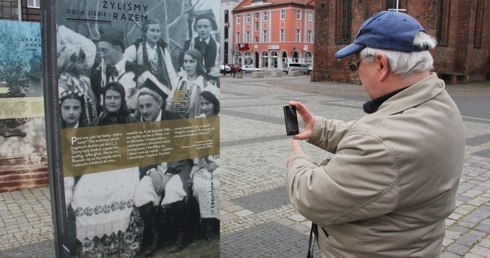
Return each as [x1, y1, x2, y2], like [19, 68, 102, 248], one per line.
[283, 62, 311, 75]
[229, 64, 242, 73]
[241, 65, 262, 73]
[220, 61, 231, 74]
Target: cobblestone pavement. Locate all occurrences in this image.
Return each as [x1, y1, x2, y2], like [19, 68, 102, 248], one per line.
[1, 74, 489, 257]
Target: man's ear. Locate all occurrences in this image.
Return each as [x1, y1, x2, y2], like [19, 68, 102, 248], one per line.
[376, 54, 390, 81]
[116, 45, 124, 53]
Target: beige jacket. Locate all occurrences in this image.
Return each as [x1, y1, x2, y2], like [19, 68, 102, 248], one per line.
[287, 74, 465, 258]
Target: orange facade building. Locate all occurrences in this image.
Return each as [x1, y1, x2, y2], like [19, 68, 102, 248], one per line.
[231, 0, 315, 70]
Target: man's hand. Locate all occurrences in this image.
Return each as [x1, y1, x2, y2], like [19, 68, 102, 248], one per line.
[157, 164, 172, 191]
[287, 140, 303, 166]
[292, 139, 303, 154]
[206, 160, 219, 172]
[148, 168, 164, 194]
[288, 100, 314, 140]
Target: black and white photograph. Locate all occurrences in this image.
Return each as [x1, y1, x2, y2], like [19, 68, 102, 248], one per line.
[42, 0, 221, 257]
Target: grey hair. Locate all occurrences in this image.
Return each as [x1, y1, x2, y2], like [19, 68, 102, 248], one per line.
[361, 32, 438, 78]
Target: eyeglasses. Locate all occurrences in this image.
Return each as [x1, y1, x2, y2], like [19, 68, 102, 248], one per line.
[348, 56, 372, 72]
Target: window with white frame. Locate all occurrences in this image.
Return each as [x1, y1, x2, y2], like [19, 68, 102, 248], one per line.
[246, 31, 251, 42]
[307, 31, 312, 43]
[280, 29, 285, 41]
[296, 29, 301, 41]
[263, 12, 268, 21]
[262, 30, 268, 42]
[280, 10, 286, 20]
[308, 11, 313, 21]
[236, 32, 240, 43]
[255, 22, 259, 31]
[28, 0, 40, 8]
[237, 15, 241, 24]
[296, 10, 301, 20]
[255, 13, 259, 19]
[255, 37, 259, 43]
[246, 14, 251, 23]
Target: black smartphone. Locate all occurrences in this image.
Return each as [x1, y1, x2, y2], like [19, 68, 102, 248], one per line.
[283, 105, 299, 136]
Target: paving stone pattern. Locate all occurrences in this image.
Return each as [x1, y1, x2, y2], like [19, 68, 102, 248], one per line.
[0, 75, 489, 257]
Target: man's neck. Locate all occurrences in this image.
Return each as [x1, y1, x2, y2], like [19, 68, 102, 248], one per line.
[376, 71, 431, 98]
[113, 56, 126, 70]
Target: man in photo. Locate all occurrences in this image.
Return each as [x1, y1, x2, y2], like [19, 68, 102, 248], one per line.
[133, 79, 181, 256]
[91, 30, 170, 114]
[182, 13, 220, 86]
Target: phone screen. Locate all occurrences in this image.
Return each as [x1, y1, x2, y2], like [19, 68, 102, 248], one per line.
[283, 105, 299, 136]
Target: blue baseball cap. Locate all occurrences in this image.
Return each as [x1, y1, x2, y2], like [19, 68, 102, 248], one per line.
[335, 11, 428, 59]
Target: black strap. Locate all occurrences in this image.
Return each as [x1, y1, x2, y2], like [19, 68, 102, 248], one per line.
[74, 175, 81, 186]
[307, 223, 318, 258]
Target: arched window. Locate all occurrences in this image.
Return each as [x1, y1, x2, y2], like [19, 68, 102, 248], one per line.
[271, 51, 278, 68]
[336, 0, 353, 44]
[254, 51, 260, 68]
[244, 51, 253, 65]
[261, 50, 269, 68]
[305, 52, 313, 66]
[281, 51, 288, 69]
[436, 0, 450, 46]
[292, 50, 299, 63]
[234, 51, 243, 66]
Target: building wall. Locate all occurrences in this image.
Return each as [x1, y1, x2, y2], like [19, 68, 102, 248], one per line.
[313, 0, 490, 83]
[21, 0, 40, 21]
[0, 0, 40, 22]
[231, 1, 315, 70]
[0, 0, 20, 20]
[0, 166, 48, 192]
[221, 0, 241, 65]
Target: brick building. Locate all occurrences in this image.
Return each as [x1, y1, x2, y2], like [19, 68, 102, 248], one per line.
[312, 0, 490, 83]
[0, 0, 40, 21]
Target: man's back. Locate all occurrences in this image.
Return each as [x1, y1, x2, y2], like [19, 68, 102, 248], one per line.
[308, 74, 465, 257]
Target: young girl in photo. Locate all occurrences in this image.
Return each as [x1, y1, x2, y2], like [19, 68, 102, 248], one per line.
[125, 18, 178, 91]
[57, 26, 98, 123]
[167, 49, 218, 119]
[90, 82, 131, 126]
[59, 89, 88, 129]
[192, 90, 220, 241]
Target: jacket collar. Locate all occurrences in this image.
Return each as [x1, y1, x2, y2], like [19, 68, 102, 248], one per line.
[363, 86, 408, 114]
[370, 73, 445, 117]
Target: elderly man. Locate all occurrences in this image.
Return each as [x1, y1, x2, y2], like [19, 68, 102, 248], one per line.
[132, 79, 187, 256]
[91, 30, 170, 113]
[132, 79, 178, 122]
[286, 11, 465, 258]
